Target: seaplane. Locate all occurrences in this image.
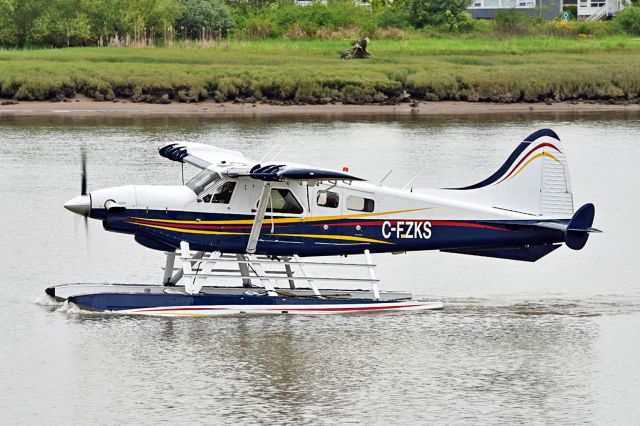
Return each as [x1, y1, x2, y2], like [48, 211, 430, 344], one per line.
[47, 128, 600, 316]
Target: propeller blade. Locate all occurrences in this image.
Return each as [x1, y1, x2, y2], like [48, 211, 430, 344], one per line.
[81, 146, 87, 196]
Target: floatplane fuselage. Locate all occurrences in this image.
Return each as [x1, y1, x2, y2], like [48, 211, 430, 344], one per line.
[64, 129, 599, 262]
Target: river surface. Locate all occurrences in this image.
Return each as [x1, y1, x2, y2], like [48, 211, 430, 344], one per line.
[1, 111, 639, 425]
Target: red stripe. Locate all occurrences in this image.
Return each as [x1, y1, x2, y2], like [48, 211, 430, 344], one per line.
[127, 218, 255, 230]
[314, 220, 509, 231]
[497, 142, 561, 184]
[265, 304, 426, 311]
[128, 218, 509, 232]
[429, 220, 510, 232]
[135, 303, 425, 313]
[313, 220, 387, 227]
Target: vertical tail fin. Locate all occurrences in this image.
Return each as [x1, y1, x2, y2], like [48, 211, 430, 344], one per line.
[455, 129, 574, 217]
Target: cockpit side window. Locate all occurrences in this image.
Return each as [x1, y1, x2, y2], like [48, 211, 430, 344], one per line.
[202, 181, 236, 204]
[317, 190, 339, 208]
[186, 169, 221, 195]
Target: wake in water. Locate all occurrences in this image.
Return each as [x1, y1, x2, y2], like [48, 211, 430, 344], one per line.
[33, 293, 63, 307]
[420, 295, 640, 317]
[33, 294, 99, 315]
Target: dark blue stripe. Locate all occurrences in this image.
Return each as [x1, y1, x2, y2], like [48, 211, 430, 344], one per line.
[70, 292, 388, 312]
[524, 128, 560, 142]
[453, 142, 530, 190]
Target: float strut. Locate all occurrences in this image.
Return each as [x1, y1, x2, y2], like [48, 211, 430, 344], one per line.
[294, 254, 321, 297]
[162, 251, 176, 285]
[283, 256, 296, 289]
[237, 254, 253, 287]
[364, 250, 380, 301]
[248, 254, 278, 296]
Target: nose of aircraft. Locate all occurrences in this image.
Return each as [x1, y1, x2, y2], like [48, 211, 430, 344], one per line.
[64, 195, 91, 216]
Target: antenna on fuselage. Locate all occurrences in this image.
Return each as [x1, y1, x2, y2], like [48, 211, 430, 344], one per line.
[258, 145, 275, 164]
[401, 166, 426, 191]
[268, 146, 285, 163]
[379, 169, 393, 185]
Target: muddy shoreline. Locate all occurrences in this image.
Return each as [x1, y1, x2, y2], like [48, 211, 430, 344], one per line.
[1, 98, 640, 117]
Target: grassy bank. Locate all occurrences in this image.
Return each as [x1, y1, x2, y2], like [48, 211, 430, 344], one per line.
[2, 37, 640, 105]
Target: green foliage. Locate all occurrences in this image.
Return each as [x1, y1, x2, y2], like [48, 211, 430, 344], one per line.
[29, 1, 93, 46]
[494, 8, 537, 36]
[614, 6, 640, 35]
[1, 0, 185, 47]
[563, 5, 577, 19]
[399, 0, 471, 28]
[0, 0, 17, 46]
[177, 0, 232, 36]
[232, 1, 381, 39]
[0, 0, 637, 47]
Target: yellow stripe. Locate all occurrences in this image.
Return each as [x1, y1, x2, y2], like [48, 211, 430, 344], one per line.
[130, 222, 393, 244]
[128, 222, 250, 235]
[269, 233, 394, 245]
[508, 152, 562, 181]
[129, 207, 429, 225]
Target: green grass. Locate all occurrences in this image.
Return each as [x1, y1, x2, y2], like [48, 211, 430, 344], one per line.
[1, 37, 640, 103]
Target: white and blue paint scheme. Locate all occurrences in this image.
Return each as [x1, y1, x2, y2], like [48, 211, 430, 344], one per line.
[54, 128, 600, 315]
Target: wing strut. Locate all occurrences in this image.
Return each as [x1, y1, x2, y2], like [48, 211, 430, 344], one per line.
[246, 182, 271, 254]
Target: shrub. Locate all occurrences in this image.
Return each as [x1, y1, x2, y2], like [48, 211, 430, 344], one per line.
[494, 9, 536, 36]
[614, 6, 640, 35]
[177, 0, 233, 36]
[401, 0, 471, 28]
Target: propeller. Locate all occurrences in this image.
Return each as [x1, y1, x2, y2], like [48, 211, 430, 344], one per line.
[81, 147, 88, 230]
[81, 146, 87, 197]
[64, 146, 91, 233]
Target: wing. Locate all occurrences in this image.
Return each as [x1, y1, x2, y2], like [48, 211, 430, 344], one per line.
[160, 143, 364, 182]
[226, 163, 364, 182]
[159, 143, 249, 169]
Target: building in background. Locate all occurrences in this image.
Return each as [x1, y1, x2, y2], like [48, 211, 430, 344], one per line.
[468, 0, 625, 20]
[577, 0, 625, 20]
[467, 0, 563, 20]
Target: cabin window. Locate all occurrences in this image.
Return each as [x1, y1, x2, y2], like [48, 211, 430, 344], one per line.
[346, 195, 374, 212]
[202, 181, 236, 204]
[265, 189, 303, 214]
[186, 169, 221, 195]
[317, 190, 339, 208]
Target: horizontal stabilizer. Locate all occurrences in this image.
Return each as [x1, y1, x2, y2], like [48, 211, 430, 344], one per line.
[441, 244, 561, 262]
[565, 203, 599, 250]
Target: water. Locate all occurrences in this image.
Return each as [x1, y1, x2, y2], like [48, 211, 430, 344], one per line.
[1, 112, 639, 425]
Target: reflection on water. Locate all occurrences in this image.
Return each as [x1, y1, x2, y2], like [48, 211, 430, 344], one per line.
[1, 112, 639, 424]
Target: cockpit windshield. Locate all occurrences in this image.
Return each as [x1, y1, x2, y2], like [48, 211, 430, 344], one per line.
[186, 169, 222, 195]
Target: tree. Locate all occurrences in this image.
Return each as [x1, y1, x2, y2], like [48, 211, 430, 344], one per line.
[29, 0, 92, 46]
[0, 0, 18, 46]
[177, 0, 232, 37]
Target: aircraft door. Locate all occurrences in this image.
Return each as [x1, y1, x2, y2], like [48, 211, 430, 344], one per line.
[341, 189, 377, 244]
[312, 185, 345, 250]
